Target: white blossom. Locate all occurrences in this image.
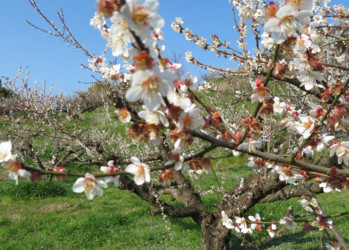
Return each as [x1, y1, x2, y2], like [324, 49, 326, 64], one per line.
[295, 115, 315, 139]
[138, 106, 169, 127]
[72, 173, 107, 200]
[100, 161, 120, 187]
[126, 69, 175, 111]
[90, 12, 106, 29]
[0, 141, 12, 164]
[126, 157, 151, 185]
[264, 4, 313, 44]
[120, 0, 164, 39]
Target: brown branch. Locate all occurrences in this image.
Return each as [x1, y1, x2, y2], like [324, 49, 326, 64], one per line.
[270, 75, 327, 102]
[20, 140, 218, 177]
[55, 149, 80, 166]
[193, 59, 247, 76]
[258, 183, 322, 203]
[188, 130, 349, 176]
[18, 140, 46, 170]
[293, 211, 349, 223]
[27, 0, 94, 58]
[323, 63, 349, 71]
[118, 175, 199, 218]
[24, 19, 60, 37]
[184, 144, 217, 161]
[129, 30, 149, 52]
[216, 170, 286, 219]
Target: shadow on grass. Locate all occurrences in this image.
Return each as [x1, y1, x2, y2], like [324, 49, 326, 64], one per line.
[260, 230, 328, 250]
[168, 216, 200, 231]
[228, 230, 334, 250]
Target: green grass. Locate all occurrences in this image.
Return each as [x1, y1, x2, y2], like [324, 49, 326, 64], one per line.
[0, 179, 202, 249]
[0, 181, 67, 200]
[1, 161, 349, 249]
[246, 191, 349, 249]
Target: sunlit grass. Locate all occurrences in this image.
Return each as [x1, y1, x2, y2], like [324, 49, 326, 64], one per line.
[1, 160, 349, 249]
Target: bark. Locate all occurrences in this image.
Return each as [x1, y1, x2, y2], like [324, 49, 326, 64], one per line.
[198, 170, 285, 249]
[118, 175, 200, 218]
[201, 170, 289, 249]
[216, 170, 286, 218]
[201, 218, 231, 250]
[259, 182, 323, 203]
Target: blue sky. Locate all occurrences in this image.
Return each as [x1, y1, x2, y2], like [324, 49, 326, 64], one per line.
[0, 0, 239, 95]
[1, 0, 347, 95]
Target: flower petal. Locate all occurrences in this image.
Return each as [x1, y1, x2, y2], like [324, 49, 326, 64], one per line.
[100, 166, 110, 173]
[85, 190, 95, 200]
[72, 178, 85, 193]
[126, 85, 143, 102]
[97, 180, 108, 189]
[134, 175, 145, 185]
[126, 164, 138, 175]
[131, 157, 141, 165]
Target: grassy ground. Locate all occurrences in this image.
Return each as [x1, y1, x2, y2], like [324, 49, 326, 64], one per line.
[0, 178, 201, 250]
[249, 191, 349, 249]
[0, 156, 248, 250]
[1, 162, 349, 249]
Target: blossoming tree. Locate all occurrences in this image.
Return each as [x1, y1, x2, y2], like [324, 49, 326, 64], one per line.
[1, 0, 349, 249]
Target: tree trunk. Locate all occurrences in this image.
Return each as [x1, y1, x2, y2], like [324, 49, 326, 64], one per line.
[201, 223, 230, 250]
[192, 213, 232, 250]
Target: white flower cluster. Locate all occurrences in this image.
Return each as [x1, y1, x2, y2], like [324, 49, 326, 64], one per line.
[0, 141, 31, 185]
[221, 211, 297, 238]
[263, 0, 314, 45]
[330, 142, 349, 166]
[72, 157, 151, 200]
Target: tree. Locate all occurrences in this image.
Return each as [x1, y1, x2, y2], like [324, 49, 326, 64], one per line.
[1, 0, 349, 249]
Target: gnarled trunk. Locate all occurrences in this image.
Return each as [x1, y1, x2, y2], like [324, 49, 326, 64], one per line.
[201, 222, 230, 250]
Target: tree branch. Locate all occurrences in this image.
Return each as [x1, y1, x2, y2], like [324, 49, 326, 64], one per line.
[118, 175, 199, 218]
[258, 183, 323, 203]
[189, 130, 349, 176]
